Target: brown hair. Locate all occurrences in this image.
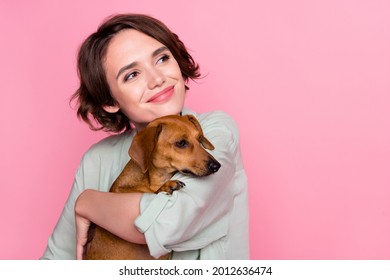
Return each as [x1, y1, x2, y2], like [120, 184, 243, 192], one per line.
[71, 14, 200, 133]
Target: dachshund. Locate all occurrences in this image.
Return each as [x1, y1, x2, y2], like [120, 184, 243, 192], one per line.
[83, 114, 221, 259]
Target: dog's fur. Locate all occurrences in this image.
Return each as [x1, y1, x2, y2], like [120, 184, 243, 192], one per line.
[83, 114, 221, 260]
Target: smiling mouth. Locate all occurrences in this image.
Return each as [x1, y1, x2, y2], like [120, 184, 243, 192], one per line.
[147, 86, 174, 103]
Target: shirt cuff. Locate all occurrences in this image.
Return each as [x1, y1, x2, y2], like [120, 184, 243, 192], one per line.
[134, 192, 176, 258]
[135, 192, 170, 233]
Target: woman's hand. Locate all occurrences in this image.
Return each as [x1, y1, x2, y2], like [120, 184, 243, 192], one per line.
[74, 189, 94, 260]
[75, 207, 91, 260]
[74, 189, 146, 259]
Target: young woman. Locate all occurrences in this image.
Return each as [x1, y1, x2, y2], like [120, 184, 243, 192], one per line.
[41, 13, 249, 260]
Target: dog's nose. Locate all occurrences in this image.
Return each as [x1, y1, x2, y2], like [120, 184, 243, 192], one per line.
[208, 159, 221, 173]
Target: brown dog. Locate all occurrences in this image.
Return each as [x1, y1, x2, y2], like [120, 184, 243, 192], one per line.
[83, 114, 221, 260]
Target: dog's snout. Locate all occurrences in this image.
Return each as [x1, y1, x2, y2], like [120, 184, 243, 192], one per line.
[208, 159, 221, 173]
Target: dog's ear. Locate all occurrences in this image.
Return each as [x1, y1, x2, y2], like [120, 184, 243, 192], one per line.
[186, 115, 215, 150]
[129, 124, 163, 173]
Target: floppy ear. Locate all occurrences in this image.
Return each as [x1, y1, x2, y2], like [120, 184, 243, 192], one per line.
[186, 115, 215, 150]
[129, 124, 163, 173]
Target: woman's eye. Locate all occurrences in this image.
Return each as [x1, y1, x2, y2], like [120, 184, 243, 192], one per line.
[175, 139, 188, 148]
[157, 54, 170, 64]
[124, 71, 138, 82]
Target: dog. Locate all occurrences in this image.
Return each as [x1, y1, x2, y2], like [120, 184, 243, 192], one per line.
[83, 114, 221, 259]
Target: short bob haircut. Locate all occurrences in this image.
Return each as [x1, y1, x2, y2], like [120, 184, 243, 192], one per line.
[71, 14, 200, 133]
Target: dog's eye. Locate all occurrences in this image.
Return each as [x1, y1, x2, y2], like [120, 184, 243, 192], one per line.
[175, 139, 188, 148]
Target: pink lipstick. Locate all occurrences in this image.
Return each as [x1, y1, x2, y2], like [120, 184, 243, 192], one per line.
[147, 86, 174, 103]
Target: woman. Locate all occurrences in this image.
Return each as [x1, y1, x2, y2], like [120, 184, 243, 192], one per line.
[41, 13, 249, 260]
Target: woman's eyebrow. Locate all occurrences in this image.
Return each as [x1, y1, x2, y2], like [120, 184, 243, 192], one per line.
[116, 46, 169, 80]
[116, 61, 137, 80]
[152, 46, 169, 57]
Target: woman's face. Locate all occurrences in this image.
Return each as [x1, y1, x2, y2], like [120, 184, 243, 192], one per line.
[103, 29, 186, 131]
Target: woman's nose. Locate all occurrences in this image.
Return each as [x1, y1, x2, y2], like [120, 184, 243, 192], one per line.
[147, 68, 166, 89]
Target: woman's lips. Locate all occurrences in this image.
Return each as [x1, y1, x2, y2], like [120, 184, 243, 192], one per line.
[147, 86, 174, 103]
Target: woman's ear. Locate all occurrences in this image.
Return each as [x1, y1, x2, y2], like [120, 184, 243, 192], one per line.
[102, 104, 120, 113]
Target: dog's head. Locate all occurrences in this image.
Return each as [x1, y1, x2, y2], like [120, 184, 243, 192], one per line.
[129, 114, 221, 177]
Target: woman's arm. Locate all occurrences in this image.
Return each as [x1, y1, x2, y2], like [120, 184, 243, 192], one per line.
[74, 190, 146, 259]
[41, 131, 142, 259]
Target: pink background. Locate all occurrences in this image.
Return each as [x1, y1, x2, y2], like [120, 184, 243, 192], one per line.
[1, 0, 389, 259]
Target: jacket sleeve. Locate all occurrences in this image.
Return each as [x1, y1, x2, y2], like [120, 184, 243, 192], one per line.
[134, 111, 241, 258]
[40, 166, 85, 259]
[40, 132, 129, 259]
[40, 145, 109, 259]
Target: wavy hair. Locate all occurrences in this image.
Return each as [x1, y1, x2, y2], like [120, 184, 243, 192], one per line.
[71, 14, 200, 133]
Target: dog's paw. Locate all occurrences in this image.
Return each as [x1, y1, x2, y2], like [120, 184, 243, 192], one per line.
[159, 180, 186, 194]
[169, 180, 186, 193]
